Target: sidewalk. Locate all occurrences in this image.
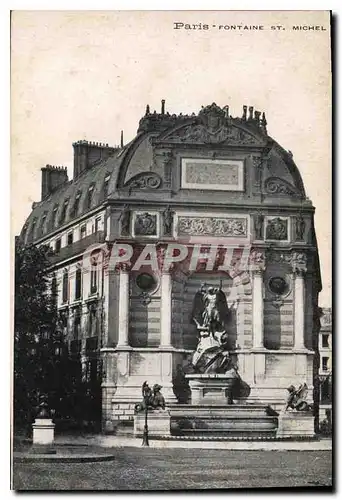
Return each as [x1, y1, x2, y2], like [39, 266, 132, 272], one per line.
[51, 433, 332, 451]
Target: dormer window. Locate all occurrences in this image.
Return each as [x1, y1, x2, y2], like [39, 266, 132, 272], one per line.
[103, 174, 110, 198]
[72, 192, 81, 218]
[59, 200, 69, 224]
[52, 205, 58, 228]
[29, 218, 37, 241]
[22, 224, 28, 243]
[86, 185, 94, 210]
[41, 212, 48, 234]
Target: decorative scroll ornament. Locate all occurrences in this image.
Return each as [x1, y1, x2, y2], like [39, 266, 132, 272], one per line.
[125, 172, 162, 190]
[177, 216, 247, 237]
[265, 217, 288, 241]
[264, 177, 299, 196]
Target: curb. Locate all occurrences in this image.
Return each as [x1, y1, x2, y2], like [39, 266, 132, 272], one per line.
[13, 452, 117, 463]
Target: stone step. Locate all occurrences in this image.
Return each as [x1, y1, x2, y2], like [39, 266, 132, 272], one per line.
[172, 417, 277, 432]
[173, 430, 277, 438]
[169, 404, 276, 419]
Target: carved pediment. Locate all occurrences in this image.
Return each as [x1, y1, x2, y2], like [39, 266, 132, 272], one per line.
[264, 177, 299, 196]
[160, 121, 265, 146]
[124, 172, 162, 190]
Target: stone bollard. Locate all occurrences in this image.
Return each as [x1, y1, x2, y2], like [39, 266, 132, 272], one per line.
[32, 396, 55, 447]
[32, 418, 55, 445]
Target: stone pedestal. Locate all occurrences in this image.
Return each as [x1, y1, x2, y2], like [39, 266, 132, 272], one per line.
[134, 410, 171, 437]
[186, 373, 238, 405]
[32, 418, 55, 445]
[276, 411, 315, 438]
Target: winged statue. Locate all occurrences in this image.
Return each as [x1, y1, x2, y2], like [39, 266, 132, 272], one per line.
[190, 283, 233, 373]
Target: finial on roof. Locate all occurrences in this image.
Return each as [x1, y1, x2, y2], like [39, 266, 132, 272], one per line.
[223, 105, 229, 118]
[161, 99, 165, 115]
[120, 130, 124, 148]
[242, 105, 247, 121]
[145, 104, 150, 116]
[261, 112, 267, 134]
[254, 110, 261, 123]
[248, 106, 254, 121]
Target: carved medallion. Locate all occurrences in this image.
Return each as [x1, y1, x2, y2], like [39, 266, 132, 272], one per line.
[134, 212, 158, 236]
[265, 217, 288, 241]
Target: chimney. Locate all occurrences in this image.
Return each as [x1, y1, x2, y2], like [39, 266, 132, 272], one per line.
[72, 140, 118, 179]
[41, 165, 68, 200]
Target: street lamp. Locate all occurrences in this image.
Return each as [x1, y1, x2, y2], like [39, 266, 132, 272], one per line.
[141, 381, 152, 447]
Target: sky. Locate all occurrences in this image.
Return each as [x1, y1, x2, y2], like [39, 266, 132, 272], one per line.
[10, 10, 331, 306]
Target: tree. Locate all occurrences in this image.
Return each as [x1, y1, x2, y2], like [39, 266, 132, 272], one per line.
[14, 239, 59, 429]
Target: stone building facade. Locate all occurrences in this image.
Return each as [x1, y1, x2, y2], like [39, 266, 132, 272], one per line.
[318, 307, 332, 423]
[20, 101, 322, 433]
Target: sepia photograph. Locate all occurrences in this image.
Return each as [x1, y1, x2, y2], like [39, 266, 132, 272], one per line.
[11, 9, 332, 491]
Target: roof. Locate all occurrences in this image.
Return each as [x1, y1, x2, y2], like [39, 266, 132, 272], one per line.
[20, 102, 310, 244]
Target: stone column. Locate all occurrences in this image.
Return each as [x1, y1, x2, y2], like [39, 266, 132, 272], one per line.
[292, 252, 307, 350]
[117, 264, 130, 347]
[250, 250, 266, 349]
[160, 271, 172, 347]
[252, 270, 264, 348]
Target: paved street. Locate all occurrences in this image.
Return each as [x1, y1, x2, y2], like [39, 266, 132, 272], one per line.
[13, 447, 333, 490]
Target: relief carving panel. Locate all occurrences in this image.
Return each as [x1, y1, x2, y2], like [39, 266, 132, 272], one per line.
[177, 216, 248, 237]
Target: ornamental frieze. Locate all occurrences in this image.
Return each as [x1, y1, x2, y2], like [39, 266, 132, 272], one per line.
[177, 216, 248, 237]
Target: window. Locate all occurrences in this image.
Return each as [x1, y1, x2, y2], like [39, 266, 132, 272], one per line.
[86, 185, 94, 210]
[80, 225, 87, 239]
[322, 334, 329, 348]
[62, 269, 69, 303]
[322, 357, 329, 371]
[55, 238, 62, 253]
[67, 232, 73, 246]
[60, 200, 69, 224]
[73, 308, 81, 340]
[90, 265, 98, 294]
[94, 217, 101, 233]
[51, 274, 57, 302]
[75, 267, 82, 300]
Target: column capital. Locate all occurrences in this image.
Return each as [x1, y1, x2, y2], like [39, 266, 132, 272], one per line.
[291, 251, 307, 275]
[249, 249, 266, 273]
